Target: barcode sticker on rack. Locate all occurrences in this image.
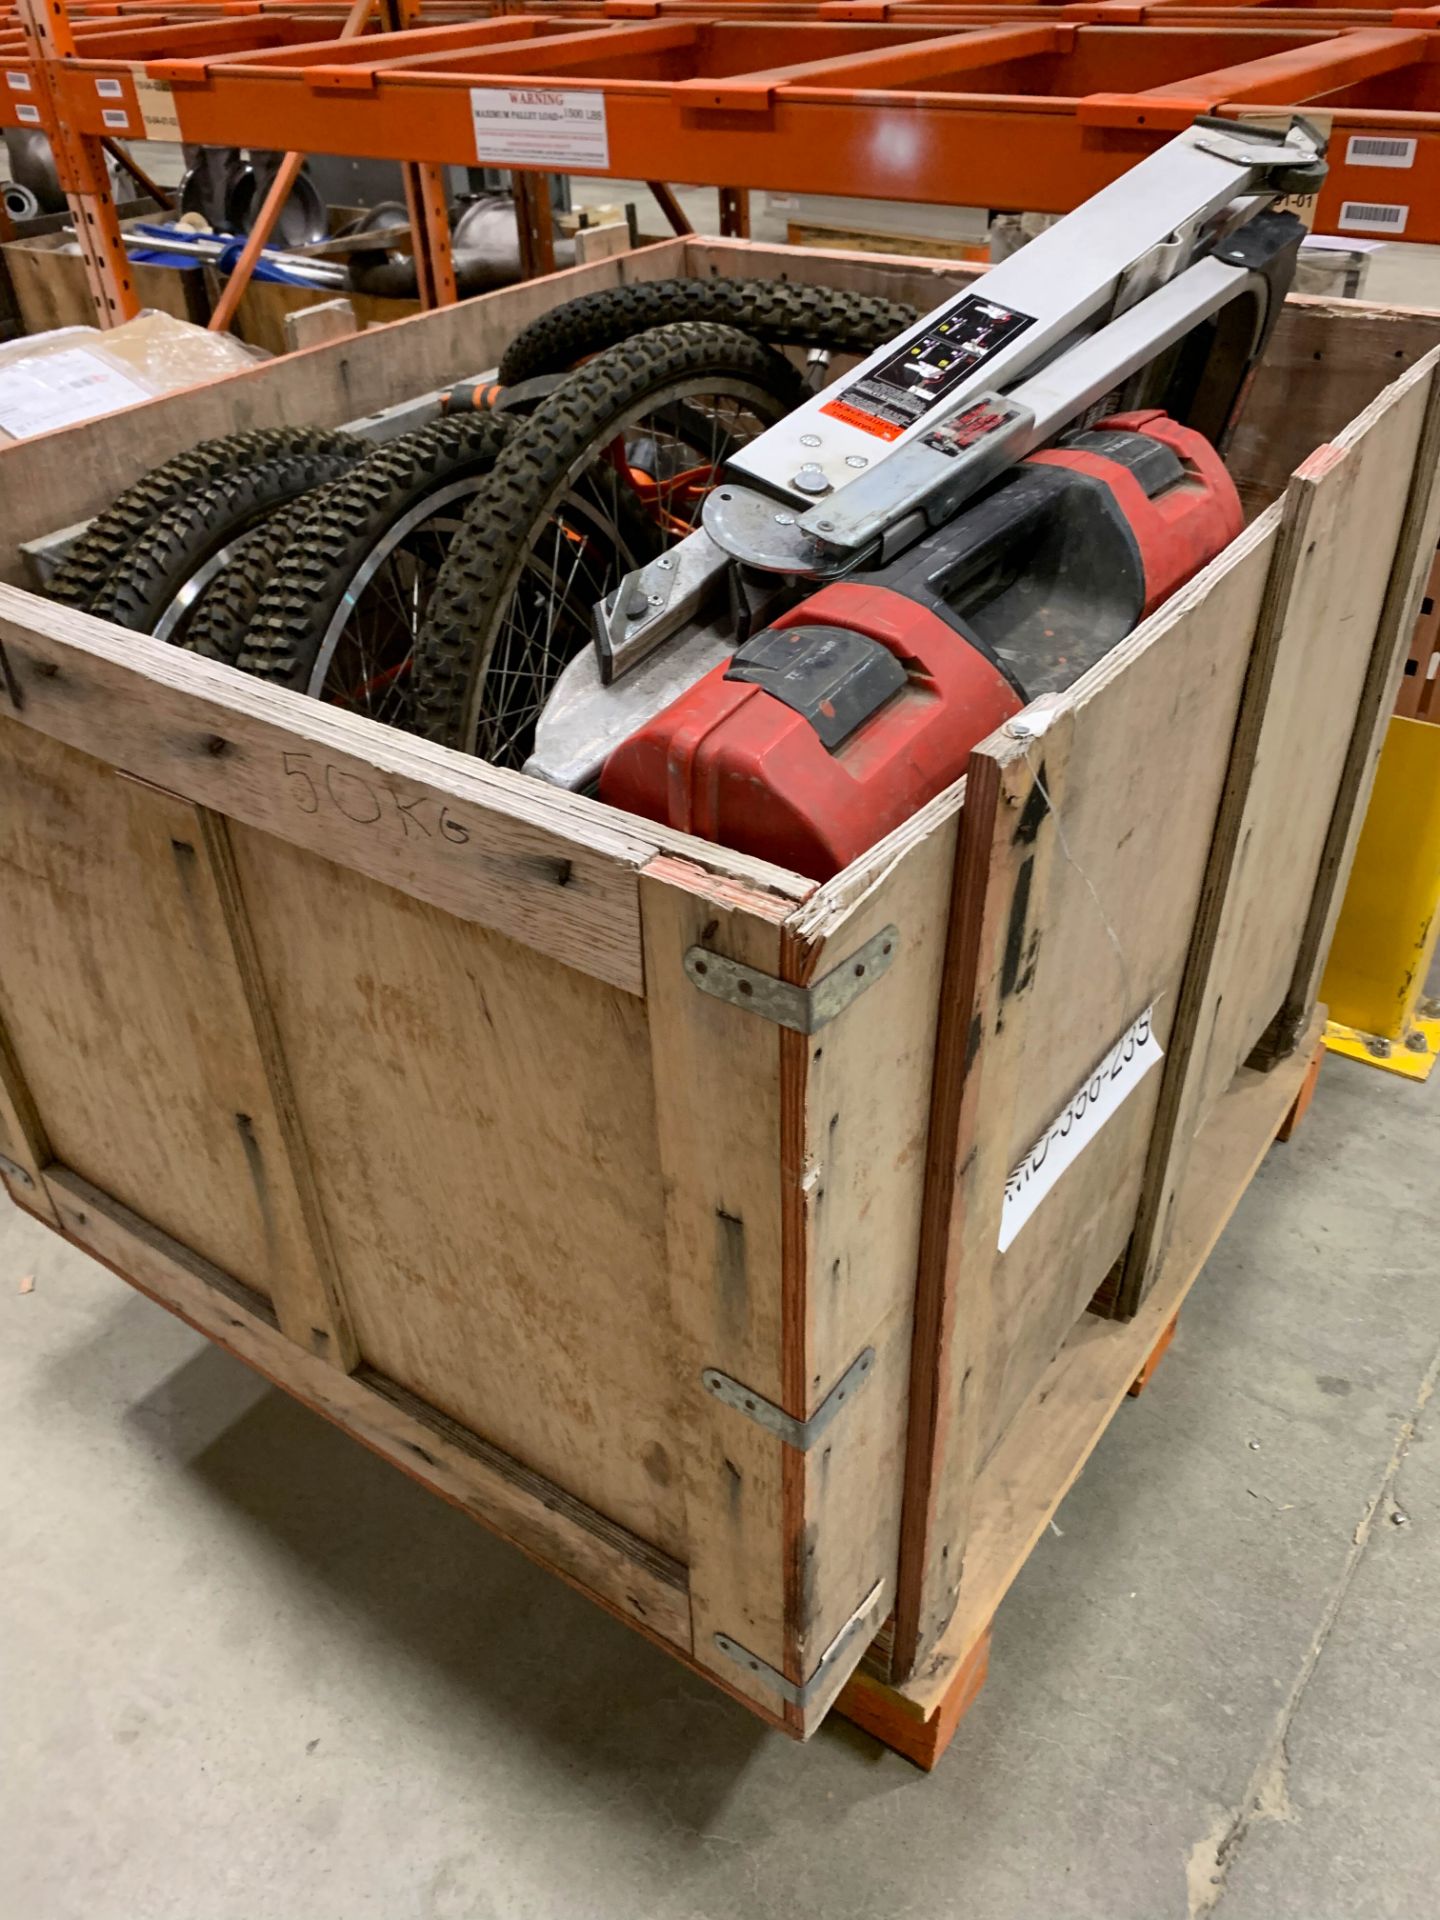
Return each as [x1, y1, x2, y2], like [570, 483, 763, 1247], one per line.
[95, 76, 124, 99]
[101, 109, 129, 130]
[1338, 201, 1409, 234]
[15, 103, 39, 123]
[470, 88, 609, 171]
[1346, 136, 1415, 169]
[6, 71, 30, 91]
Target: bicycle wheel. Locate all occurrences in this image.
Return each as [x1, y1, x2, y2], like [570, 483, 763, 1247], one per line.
[85, 437, 368, 648]
[235, 412, 514, 731]
[413, 323, 803, 766]
[497, 278, 916, 386]
[46, 427, 358, 613]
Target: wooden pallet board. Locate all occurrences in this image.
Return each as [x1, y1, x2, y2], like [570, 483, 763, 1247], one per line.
[840, 1021, 1325, 1767]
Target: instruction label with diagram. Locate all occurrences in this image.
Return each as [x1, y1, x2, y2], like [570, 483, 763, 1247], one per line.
[469, 87, 609, 170]
[0, 349, 150, 442]
[998, 1006, 1164, 1253]
[821, 292, 1035, 442]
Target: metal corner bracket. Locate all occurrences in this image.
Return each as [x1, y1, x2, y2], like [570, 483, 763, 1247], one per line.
[0, 1150, 35, 1190]
[683, 924, 899, 1034]
[701, 1346, 875, 1451]
[714, 1578, 886, 1710]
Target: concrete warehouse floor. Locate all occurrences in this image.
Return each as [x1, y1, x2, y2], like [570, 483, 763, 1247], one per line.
[2, 1045, 1437, 1920]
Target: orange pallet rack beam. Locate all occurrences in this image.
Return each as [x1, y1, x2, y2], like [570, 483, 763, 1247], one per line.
[52, 19, 1440, 217]
[13, 4, 1440, 326]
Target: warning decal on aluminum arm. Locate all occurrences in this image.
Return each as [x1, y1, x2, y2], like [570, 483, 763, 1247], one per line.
[820, 292, 1035, 442]
[923, 395, 1027, 459]
[998, 1006, 1164, 1253]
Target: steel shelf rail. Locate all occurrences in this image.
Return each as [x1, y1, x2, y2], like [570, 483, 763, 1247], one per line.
[13, 4, 1440, 326]
[543, 0, 1440, 18]
[0, 10, 400, 127]
[731, 0, 1440, 18]
[7, 0, 1440, 17]
[51, 19, 1440, 208]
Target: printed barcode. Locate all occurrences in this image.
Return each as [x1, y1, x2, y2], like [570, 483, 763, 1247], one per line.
[1338, 201, 1408, 234]
[1346, 135, 1416, 169]
[101, 108, 128, 129]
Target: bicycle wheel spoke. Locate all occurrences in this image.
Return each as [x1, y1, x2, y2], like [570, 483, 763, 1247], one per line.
[413, 334, 802, 764]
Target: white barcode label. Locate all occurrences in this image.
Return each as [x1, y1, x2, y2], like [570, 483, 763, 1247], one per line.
[101, 108, 129, 129]
[15, 102, 39, 123]
[6, 70, 30, 91]
[998, 1007, 1164, 1253]
[95, 76, 124, 98]
[1338, 201, 1408, 234]
[1346, 135, 1415, 169]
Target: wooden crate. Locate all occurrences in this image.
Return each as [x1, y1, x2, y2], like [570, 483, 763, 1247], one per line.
[1, 239, 1436, 1758]
[2, 223, 206, 333]
[0, 222, 418, 351]
[785, 217, 989, 263]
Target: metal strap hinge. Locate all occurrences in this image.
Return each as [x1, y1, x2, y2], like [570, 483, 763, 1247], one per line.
[714, 1578, 886, 1710]
[0, 1150, 35, 1191]
[684, 924, 899, 1034]
[701, 1346, 874, 1450]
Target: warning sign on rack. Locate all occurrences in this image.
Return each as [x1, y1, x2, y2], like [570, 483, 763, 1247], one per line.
[469, 87, 609, 170]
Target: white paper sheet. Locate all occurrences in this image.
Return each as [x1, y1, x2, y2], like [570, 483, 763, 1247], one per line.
[0, 348, 151, 441]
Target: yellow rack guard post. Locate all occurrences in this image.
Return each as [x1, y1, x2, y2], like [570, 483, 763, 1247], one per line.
[1323, 715, 1440, 1081]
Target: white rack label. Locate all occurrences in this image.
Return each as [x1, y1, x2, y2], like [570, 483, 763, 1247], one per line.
[101, 108, 129, 130]
[95, 76, 124, 99]
[469, 87, 609, 170]
[15, 103, 39, 124]
[6, 71, 30, 91]
[1338, 200, 1408, 235]
[1345, 135, 1416, 170]
[134, 75, 181, 142]
[998, 1007, 1164, 1254]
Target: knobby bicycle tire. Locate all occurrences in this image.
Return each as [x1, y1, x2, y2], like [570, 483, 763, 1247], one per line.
[235, 411, 515, 696]
[413, 323, 803, 761]
[496, 278, 917, 386]
[86, 438, 368, 646]
[46, 426, 360, 613]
